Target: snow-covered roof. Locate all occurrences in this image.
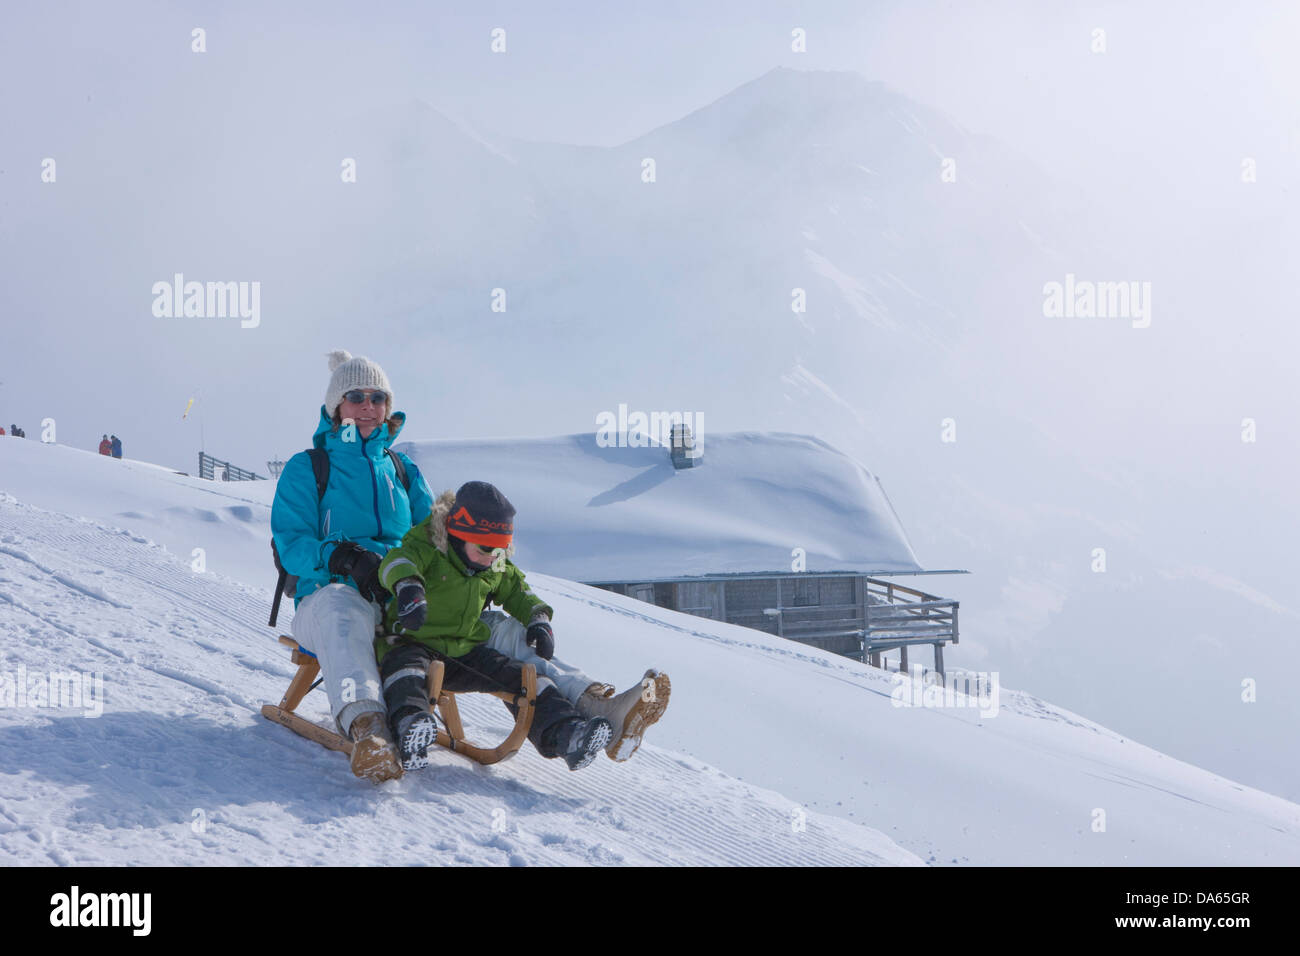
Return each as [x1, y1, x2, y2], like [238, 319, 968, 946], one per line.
[393, 431, 924, 581]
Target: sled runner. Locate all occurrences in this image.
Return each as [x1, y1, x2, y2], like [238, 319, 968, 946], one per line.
[261, 635, 538, 767]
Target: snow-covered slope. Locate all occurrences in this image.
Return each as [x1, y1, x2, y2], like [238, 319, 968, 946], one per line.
[0, 439, 275, 588]
[2, 438, 1298, 865]
[0, 456, 911, 866]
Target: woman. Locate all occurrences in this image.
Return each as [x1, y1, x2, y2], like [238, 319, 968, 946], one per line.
[273, 350, 670, 784]
[271, 351, 434, 782]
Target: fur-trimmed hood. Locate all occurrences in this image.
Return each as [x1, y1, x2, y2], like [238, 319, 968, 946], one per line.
[428, 488, 517, 562]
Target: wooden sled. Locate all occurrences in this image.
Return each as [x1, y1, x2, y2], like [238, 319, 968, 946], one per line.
[261, 635, 537, 767]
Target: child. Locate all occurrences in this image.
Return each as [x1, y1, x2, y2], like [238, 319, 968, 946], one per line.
[376, 481, 612, 771]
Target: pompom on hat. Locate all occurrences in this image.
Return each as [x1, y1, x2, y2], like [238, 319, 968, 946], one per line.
[324, 350, 394, 417]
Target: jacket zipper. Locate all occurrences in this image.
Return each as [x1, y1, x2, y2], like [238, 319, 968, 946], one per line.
[366, 454, 381, 538]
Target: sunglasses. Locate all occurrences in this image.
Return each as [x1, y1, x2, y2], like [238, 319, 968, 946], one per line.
[342, 390, 389, 406]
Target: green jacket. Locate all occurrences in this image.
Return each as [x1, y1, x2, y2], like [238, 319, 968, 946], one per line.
[375, 492, 552, 662]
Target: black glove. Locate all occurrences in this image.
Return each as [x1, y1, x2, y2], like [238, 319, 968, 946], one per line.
[394, 578, 427, 631]
[328, 542, 388, 603]
[525, 621, 555, 661]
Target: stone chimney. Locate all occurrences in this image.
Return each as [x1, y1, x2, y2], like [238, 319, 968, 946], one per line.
[670, 423, 701, 469]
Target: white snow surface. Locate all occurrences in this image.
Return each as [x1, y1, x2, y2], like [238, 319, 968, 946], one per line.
[2, 438, 1299, 866]
[393, 431, 924, 580]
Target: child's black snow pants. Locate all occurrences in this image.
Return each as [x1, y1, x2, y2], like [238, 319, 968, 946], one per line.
[379, 641, 580, 758]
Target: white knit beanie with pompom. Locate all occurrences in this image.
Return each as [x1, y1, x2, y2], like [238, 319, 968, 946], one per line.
[324, 350, 394, 417]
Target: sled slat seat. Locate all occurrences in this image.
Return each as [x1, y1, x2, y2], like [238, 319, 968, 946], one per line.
[261, 636, 537, 769]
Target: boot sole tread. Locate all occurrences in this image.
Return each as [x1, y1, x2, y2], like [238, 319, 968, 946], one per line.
[567, 720, 613, 771]
[399, 716, 441, 771]
[609, 672, 671, 761]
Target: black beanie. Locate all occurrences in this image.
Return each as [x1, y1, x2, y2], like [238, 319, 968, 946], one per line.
[445, 481, 515, 548]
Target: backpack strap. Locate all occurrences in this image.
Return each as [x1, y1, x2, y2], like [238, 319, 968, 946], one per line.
[386, 448, 412, 492]
[269, 552, 288, 627]
[270, 448, 329, 628]
[307, 447, 330, 498]
[304, 446, 407, 496]
[305, 446, 409, 498]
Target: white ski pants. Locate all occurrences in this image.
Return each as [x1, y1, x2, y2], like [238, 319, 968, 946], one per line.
[480, 610, 594, 704]
[291, 583, 385, 734]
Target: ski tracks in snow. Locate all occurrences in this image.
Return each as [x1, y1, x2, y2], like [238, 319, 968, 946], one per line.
[0, 496, 920, 866]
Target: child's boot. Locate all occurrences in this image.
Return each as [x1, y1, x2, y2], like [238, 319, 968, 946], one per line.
[381, 647, 440, 772]
[577, 670, 671, 761]
[558, 716, 613, 771]
[392, 709, 441, 771]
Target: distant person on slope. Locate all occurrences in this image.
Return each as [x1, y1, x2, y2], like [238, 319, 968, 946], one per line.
[110, 435, 122, 458]
[99, 435, 112, 455]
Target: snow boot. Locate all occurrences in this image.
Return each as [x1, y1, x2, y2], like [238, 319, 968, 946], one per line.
[558, 716, 613, 771]
[393, 709, 441, 771]
[347, 711, 403, 783]
[576, 670, 671, 761]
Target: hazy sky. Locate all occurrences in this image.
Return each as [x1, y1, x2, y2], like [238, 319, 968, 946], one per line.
[4, 1, 1297, 464]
